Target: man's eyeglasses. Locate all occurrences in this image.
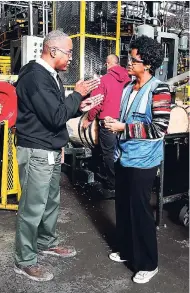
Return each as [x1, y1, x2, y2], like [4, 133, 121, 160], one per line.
[128, 55, 144, 64]
[51, 47, 73, 57]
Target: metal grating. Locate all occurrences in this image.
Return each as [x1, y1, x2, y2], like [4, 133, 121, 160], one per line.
[86, 2, 117, 36]
[55, 1, 118, 84]
[55, 1, 80, 35]
[59, 37, 80, 85]
[59, 37, 116, 84]
[84, 38, 116, 79]
[7, 129, 14, 191]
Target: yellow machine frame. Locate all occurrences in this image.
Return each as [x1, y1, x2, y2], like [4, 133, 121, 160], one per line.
[0, 121, 21, 210]
[0, 56, 11, 75]
[0, 75, 18, 82]
[52, 0, 121, 80]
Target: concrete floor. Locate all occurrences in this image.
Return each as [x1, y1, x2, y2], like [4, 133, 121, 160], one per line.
[0, 173, 188, 293]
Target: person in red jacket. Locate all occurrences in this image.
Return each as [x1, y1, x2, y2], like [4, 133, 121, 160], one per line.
[83, 54, 130, 198]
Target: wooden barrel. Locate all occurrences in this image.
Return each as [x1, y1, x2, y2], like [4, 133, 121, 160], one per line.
[66, 112, 98, 148]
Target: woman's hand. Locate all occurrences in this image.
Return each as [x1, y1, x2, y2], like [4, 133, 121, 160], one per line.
[104, 116, 125, 133]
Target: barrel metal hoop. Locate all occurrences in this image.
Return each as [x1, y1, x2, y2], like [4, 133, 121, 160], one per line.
[84, 125, 93, 149]
[78, 114, 86, 146]
[88, 123, 95, 148]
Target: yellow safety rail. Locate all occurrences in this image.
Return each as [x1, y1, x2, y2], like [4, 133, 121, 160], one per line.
[80, 1, 86, 79]
[0, 121, 21, 210]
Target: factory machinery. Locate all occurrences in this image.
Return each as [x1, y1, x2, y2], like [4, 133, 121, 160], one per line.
[0, 1, 51, 74]
[0, 1, 189, 80]
[0, 1, 189, 225]
[53, 1, 189, 84]
[54, 1, 189, 227]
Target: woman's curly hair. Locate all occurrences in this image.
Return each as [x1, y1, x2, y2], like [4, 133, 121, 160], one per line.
[130, 35, 164, 73]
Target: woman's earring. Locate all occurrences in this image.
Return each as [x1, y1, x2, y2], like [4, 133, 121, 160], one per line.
[144, 65, 151, 71]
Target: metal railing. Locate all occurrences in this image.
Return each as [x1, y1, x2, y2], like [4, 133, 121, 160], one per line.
[0, 121, 21, 210]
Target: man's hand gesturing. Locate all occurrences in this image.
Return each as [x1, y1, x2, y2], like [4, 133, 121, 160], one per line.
[80, 94, 104, 112]
[74, 78, 100, 97]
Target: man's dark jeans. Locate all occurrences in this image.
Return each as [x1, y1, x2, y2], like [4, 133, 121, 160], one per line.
[99, 126, 117, 190]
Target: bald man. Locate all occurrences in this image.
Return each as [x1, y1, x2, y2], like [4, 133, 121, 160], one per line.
[83, 55, 130, 199]
[107, 54, 120, 67]
[14, 30, 102, 281]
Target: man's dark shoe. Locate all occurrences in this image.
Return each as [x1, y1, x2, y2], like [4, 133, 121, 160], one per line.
[102, 188, 115, 199]
[14, 264, 54, 281]
[41, 246, 77, 258]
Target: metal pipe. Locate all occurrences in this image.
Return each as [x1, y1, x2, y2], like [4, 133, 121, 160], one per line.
[88, 2, 95, 22]
[28, 1, 33, 36]
[143, 2, 146, 24]
[182, 1, 185, 29]
[42, 1, 45, 36]
[0, 1, 50, 10]
[1, 2, 29, 8]
[164, 43, 167, 58]
[1, 3, 5, 30]
[122, 17, 144, 22]
[152, 2, 160, 26]
[165, 2, 168, 32]
[45, 1, 48, 35]
[166, 71, 189, 86]
[163, 1, 168, 32]
[161, 1, 164, 32]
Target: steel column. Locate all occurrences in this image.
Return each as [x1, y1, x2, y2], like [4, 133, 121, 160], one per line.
[45, 1, 48, 35]
[52, 1, 56, 30]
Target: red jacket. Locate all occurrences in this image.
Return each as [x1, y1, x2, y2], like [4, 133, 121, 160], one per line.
[88, 65, 130, 121]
